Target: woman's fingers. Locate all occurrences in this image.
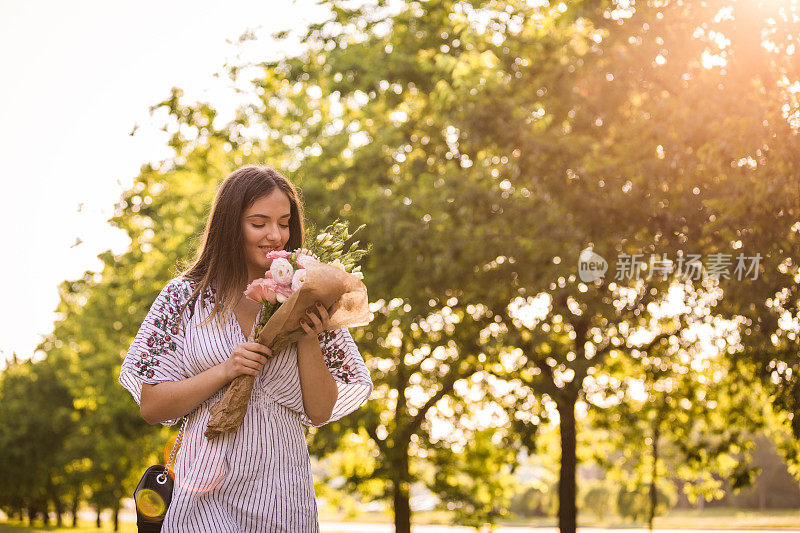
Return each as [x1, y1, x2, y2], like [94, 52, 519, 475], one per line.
[304, 305, 332, 335]
[244, 342, 272, 355]
[305, 306, 321, 327]
[239, 358, 262, 372]
[234, 345, 274, 374]
[244, 342, 273, 358]
[231, 357, 258, 376]
[300, 301, 334, 337]
[314, 303, 331, 331]
[315, 301, 329, 321]
[227, 344, 275, 379]
[237, 353, 262, 369]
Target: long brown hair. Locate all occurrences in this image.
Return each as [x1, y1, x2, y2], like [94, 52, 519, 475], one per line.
[177, 164, 306, 327]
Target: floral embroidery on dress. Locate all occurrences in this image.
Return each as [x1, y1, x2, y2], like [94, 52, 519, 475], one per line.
[184, 280, 216, 319]
[318, 329, 358, 384]
[134, 279, 193, 378]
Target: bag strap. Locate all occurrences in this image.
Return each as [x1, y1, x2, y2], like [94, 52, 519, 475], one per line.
[160, 417, 187, 481]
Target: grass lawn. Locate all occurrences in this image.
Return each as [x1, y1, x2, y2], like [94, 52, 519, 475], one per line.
[493, 508, 800, 529]
[0, 521, 137, 533]
[5, 508, 800, 531]
[654, 508, 800, 528]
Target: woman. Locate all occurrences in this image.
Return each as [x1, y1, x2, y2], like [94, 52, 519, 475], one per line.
[119, 165, 373, 532]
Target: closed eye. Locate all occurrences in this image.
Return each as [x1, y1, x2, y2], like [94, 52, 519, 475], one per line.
[253, 224, 289, 229]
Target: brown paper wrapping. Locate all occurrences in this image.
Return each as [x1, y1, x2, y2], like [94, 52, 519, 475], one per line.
[204, 259, 371, 439]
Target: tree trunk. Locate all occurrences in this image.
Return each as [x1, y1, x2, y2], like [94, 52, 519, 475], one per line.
[557, 397, 577, 533]
[113, 505, 120, 532]
[27, 506, 36, 526]
[54, 497, 63, 527]
[648, 422, 660, 532]
[71, 491, 80, 527]
[96, 506, 101, 528]
[392, 451, 412, 533]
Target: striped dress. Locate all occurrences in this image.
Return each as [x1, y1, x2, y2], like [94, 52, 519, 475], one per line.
[118, 277, 374, 532]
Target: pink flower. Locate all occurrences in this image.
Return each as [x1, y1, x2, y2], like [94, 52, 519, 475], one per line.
[244, 278, 278, 304]
[270, 257, 294, 284]
[273, 284, 293, 303]
[265, 249, 291, 261]
[296, 253, 320, 269]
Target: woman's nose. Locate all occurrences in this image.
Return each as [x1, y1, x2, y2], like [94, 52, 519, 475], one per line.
[266, 225, 281, 240]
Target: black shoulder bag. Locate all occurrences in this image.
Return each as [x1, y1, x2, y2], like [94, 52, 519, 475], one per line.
[133, 417, 187, 532]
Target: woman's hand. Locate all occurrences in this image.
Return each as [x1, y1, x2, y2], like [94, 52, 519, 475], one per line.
[299, 301, 331, 341]
[222, 342, 274, 381]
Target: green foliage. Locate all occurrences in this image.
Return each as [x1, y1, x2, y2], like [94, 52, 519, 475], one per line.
[616, 482, 677, 522]
[0, 357, 76, 523]
[429, 428, 520, 527]
[580, 482, 614, 520]
[509, 485, 558, 518]
[588, 284, 768, 521]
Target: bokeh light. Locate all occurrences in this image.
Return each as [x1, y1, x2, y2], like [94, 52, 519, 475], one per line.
[135, 488, 166, 519]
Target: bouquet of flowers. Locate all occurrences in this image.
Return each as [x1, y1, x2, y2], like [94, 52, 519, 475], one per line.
[204, 220, 371, 439]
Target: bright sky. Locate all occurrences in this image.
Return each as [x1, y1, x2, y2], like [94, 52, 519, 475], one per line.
[0, 0, 327, 365]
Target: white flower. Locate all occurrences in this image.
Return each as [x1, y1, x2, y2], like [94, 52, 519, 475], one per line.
[330, 259, 347, 272]
[352, 270, 364, 280]
[270, 258, 294, 284]
[291, 268, 306, 292]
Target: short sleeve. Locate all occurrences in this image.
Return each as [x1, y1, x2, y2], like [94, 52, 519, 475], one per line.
[299, 328, 373, 427]
[118, 277, 192, 426]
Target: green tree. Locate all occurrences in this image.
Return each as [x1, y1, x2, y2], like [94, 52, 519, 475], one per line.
[429, 427, 520, 528]
[435, 0, 800, 530]
[590, 287, 765, 527]
[0, 355, 75, 526]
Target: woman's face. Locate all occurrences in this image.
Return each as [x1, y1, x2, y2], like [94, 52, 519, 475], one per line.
[241, 189, 292, 277]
